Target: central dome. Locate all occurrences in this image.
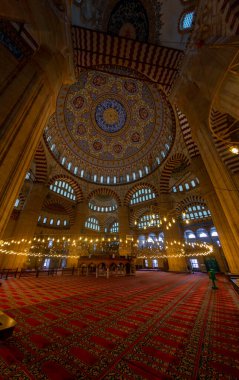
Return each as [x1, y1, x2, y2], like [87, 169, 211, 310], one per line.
[45, 69, 175, 185]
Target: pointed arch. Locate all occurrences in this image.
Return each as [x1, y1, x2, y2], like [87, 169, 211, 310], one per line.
[87, 188, 121, 206]
[129, 205, 151, 228]
[175, 195, 211, 222]
[34, 142, 48, 183]
[124, 183, 159, 206]
[210, 109, 239, 174]
[48, 175, 84, 203]
[42, 198, 75, 225]
[160, 153, 190, 194]
[175, 106, 200, 158]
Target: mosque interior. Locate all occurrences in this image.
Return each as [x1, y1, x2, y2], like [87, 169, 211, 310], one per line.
[0, 0, 239, 276]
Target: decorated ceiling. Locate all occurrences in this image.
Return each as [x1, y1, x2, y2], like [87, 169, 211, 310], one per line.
[71, 0, 185, 49]
[45, 69, 176, 185]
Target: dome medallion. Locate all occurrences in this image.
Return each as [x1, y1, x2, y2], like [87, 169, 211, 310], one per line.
[95, 99, 127, 133]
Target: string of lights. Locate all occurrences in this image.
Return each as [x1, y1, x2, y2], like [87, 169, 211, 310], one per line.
[0, 237, 213, 259]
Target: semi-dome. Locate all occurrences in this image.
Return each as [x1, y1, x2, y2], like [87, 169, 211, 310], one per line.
[45, 69, 176, 185]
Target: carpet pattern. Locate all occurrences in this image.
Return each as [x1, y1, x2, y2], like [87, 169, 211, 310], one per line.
[0, 272, 239, 379]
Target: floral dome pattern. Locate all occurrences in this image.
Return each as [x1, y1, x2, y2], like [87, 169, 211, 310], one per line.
[45, 69, 175, 185]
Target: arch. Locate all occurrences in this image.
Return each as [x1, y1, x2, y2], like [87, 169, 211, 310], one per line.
[105, 215, 118, 227]
[175, 195, 209, 220]
[87, 188, 121, 206]
[15, 192, 26, 210]
[175, 106, 200, 158]
[176, 195, 212, 222]
[160, 153, 190, 194]
[85, 216, 100, 231]
[130, 206, 150, 227]
[88, 263, 96, 274]
[148, 233, 157, 243]
[184, 229, 196, 242]
[48, 175, 83, 203]
[210, 109, 239, 174]
[196, 228, 210, 242]
[176, 195, 207, 212]
[219, 1, 239, 34]
[124, 182, 159, 206]
[72, 29, 184, 95]
[42, 198, 75, 225]
[34, 141, 48, 183]
[137, 212, 160, 229]
[109, 220, 119, 234]
[210, 226, 221, 245]
[210, 226, 218, 238]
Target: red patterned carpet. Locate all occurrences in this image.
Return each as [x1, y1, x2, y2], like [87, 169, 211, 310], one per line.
[0, 272, 239, 379]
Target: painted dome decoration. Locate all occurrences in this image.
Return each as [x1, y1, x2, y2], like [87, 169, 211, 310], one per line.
[95, 99, 127, 133]
[45, 69, 175, 185]
[108, 0, 149, 42]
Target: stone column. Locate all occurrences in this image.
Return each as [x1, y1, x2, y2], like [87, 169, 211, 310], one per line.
[68, 202, 89, 263]
[71, 201, 89, 236]
[1, 183, 48, 269]
[191, 156, 239, 273]
[0, 47, 64, 238]
[174, 45, 239, 119]
[118, 206, 131, 256]
[159, 194, 187, 272]
[165, 222, 188, 272]
[176, 74, 239, 274]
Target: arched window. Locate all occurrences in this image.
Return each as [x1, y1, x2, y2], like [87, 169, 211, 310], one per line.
[184, 230, 196, 242]
[210, 227, 218, 237]
[138, 214, 160, 229]
[14, 198, 20, 207]
[85, 217, 100, 231]
[25, 171, 31, 180]
[50, 180, 76, 201]
[210, 227, 221, 246]
[158, 232, 164, 247]
[171, 177, 199, 193]
[196, 228, 210, 242]
[182, 204, 211, 222]
[138, 235, 146, 247]
[110, 222, 119, 233]
[179, 10, 195, 31]
[48, 240, 53, 248]
[130, 187, 156, 205]
[88, 202, 117, 212]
